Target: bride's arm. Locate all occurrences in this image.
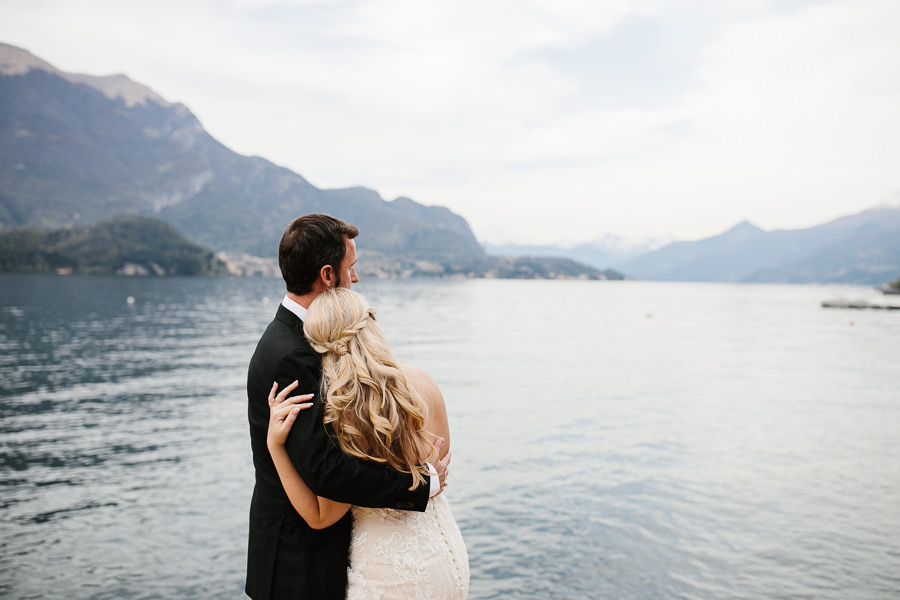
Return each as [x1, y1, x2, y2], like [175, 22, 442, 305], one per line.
[267, 382, 351, 529]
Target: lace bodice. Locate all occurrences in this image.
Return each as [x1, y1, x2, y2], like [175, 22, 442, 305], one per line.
[347, 493, 469, 600]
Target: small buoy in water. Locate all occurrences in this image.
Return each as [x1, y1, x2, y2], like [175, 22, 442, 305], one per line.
[126, 296, 135, 305]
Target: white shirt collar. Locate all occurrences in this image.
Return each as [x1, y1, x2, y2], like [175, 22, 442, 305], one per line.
[281, 294, 308, 322]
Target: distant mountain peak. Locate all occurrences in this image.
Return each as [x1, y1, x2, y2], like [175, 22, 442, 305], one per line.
[586, 232, 674, 254]
[703, 219, 766, 243]
[726, 220, 764, 233]
[0, 42, 169, 107]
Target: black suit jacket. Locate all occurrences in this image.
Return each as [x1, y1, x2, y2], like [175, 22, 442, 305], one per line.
[245, 304, 429, 599]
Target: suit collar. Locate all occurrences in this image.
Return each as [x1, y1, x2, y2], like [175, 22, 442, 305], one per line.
[275, 303, 302, 327]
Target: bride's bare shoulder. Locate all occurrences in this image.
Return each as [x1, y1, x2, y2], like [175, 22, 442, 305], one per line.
[400, 364, 450, 447]
[400, 363, 433, 385]
[400, 364, 441, 399]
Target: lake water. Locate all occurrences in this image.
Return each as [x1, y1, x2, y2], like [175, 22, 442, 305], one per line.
[1, 274, 898, 599]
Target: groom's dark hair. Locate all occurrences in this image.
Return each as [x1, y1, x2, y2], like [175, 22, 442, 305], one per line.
[279, 214, 359, 295]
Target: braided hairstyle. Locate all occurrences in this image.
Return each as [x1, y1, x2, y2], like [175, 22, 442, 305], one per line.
[304, 288, 432, 489]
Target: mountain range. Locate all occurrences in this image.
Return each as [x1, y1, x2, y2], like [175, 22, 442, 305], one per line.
[485, 208, 900, 285]
[612, 208, 900, 284]
[0, 42, 621, 280]
[0, 44, 485, 267]
[1, 41, 897, 284]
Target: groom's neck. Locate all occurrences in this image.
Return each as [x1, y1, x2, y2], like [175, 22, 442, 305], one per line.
[287, 291, 314, 310]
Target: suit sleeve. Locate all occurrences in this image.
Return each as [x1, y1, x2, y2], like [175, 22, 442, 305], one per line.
[277, 349, 429, 511]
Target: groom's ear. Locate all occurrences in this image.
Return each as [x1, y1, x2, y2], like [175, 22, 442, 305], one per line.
[319, 264, 336, 289]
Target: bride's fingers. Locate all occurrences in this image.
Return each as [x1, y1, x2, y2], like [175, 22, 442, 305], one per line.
[274, 380, 300, 403]
[269, 380, 301, 406]
[282, 405, 307, 428]
[273, 401, 313, 422]
[283, 393, 314, 406]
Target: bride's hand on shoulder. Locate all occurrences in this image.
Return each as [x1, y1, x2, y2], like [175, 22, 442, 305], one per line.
[267, 381, 314, 450]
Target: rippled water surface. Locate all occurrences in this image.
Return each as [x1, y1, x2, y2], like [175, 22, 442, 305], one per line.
[2, 274, 899, 599]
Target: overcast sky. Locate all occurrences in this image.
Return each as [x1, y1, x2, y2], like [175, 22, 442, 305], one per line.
[2, 0, 899, 244]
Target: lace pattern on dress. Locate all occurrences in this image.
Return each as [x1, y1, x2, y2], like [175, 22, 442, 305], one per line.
[346, 494, 469, 600]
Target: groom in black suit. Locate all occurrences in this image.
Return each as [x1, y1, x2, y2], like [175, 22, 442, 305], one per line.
[245, 214, 447, 599]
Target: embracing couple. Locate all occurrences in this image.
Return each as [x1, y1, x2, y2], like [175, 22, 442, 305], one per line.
[245, 214, 469, 599]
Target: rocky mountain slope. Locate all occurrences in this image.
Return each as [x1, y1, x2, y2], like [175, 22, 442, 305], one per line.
[0, 43, 485, 265]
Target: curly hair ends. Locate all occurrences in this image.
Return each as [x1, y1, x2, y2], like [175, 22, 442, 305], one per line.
[304, 288, 432, 489]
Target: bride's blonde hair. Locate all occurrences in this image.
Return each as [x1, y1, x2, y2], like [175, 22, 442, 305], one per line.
[304, 288, 431, 489]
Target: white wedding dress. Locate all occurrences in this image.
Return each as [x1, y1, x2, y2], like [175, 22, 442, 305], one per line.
[346, 493, 469, 599]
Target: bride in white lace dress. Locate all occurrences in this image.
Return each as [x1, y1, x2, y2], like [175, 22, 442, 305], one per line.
[267, 288, 469, 599]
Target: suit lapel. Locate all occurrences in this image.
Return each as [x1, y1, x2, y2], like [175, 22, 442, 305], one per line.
[275, 303, 306, 335]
